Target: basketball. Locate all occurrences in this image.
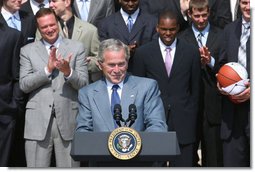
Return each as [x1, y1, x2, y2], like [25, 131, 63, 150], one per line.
[217, 62, 248, 97]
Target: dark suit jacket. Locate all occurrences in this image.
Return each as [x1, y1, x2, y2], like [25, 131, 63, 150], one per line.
[0, 23, 26, 166]
[178, 25, 223, 125]
[217, 17, 250, 140]
[132, 39, 201, 144]
[0, 23, 24, 120]
[0, 10, 36, 45]
[98, 9, 157, 46]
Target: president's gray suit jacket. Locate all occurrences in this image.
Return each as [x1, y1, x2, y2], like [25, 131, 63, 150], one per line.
[76, 75, 168, 132]
[19, 37, 89, 141]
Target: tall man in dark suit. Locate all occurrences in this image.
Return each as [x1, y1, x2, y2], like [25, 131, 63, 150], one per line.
[0, 0, 37, 45]
[216, 0, 250, 167]
[97, 0, 158, 72]
[178, 0, 223, 166]
[132, 10, 201, 167]
[19, 8, 88, 167]
[0, 22, 25, 167]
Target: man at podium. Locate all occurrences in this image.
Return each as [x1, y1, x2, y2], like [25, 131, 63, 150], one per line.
[75, 38, 168, 166]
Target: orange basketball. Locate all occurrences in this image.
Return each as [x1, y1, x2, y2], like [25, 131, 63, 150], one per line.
[217, 62, 248, 87]
[217, 62, 248, 104]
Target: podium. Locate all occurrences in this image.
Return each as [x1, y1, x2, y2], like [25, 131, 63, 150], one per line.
[71, 131, 180, 163]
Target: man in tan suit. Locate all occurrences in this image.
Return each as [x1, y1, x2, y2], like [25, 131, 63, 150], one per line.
[50, 0, 101, 82]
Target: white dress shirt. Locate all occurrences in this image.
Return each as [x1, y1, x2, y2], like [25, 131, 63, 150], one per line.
[158, 38, 177, 64]
[106, 79, 124, 104]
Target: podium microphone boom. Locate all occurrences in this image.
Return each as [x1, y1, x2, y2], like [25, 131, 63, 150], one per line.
[113, 104, 123, 127]
[128, 104, 137, 127]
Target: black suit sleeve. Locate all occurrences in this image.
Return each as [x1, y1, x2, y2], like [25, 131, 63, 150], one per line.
[13, 32, 27, 116]
[131, 47, 147, 77]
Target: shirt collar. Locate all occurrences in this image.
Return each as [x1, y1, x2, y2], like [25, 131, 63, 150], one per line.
[106, 79, 124, 90]
[60, 16, 74, 28]
[120, 8, 140, 23]
[192, 23, 210, 38]
[158, 37, 177, 50]
[1, 7, 20, 21]
[43, 35, 62, 50]
[242, 17, 250, 28]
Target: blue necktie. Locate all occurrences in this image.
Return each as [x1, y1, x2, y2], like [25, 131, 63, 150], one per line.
[111, 85, 120, 114]
[197, 32, 204, 47]
[9, 15, 18, 30]
[127, 15, 133, 32]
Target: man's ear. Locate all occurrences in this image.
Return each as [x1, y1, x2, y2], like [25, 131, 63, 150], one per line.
[156, 24, 159, 33]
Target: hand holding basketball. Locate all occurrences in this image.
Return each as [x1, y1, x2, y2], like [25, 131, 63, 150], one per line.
[216, 62, 249, 103]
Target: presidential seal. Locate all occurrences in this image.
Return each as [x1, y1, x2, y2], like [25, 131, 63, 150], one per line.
[108, 127, 142, 160]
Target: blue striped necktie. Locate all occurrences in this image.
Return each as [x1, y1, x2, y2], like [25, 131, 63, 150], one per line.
[238, 23, 250, 68]
[127, 15, 133, 32]
[9, 15, 18, 30]
[111, 84, 120, 114]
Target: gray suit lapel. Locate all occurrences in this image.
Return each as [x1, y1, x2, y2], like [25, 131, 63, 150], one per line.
[121, 76, 137, 122]
[36, 40, 49, 64]
[58, 38, 70, 59]
[94, 80, 115, 130]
